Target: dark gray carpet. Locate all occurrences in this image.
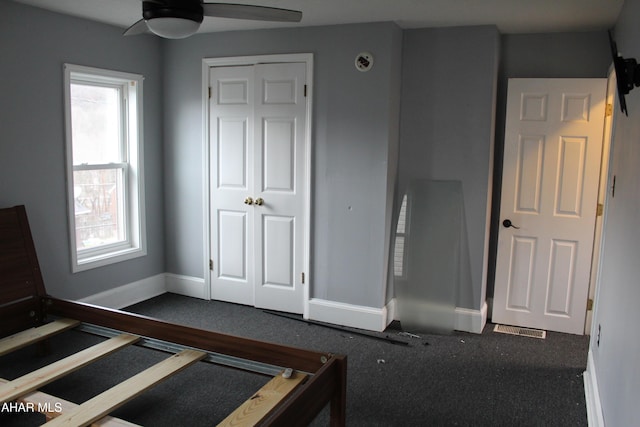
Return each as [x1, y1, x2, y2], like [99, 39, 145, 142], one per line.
[0, 293, 589, 426]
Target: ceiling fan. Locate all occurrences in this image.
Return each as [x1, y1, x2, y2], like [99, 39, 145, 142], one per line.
[124, 0, 302, 39]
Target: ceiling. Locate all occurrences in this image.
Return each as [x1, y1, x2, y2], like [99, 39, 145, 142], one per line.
[11, 0, 624, 35]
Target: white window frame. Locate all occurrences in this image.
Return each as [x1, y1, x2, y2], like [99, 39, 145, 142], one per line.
[64, 64, 146, 272]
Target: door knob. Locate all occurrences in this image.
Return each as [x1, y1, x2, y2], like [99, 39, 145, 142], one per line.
[502, 219, 520, 229]
[244, 197, 254, 205]
[255, 197, 264, 206]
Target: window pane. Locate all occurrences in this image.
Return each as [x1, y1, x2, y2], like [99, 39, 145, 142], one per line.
[70, 83, 122, 164]
[73, 168, 125, 250]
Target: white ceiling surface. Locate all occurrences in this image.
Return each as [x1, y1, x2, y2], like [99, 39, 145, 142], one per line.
[11, 0, 624, 35]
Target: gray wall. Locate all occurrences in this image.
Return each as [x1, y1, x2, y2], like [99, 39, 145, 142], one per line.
[0, 1, 165, 299]
[4, 1, 624, 345]
[590, 0, 640, 424]
[399, 26, 500, 310]
[162, 22, 403, 308]
[487, 31, 612, 299]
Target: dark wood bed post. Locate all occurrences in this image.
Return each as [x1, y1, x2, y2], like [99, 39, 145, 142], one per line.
[330, 354, 347, 426]
[259, 352, 347, 426]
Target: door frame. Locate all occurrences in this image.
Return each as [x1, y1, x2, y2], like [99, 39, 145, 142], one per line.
[585, 67, 617, 334]
[201, 53, 314, 317]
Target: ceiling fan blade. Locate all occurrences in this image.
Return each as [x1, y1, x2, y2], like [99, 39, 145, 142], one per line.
[123, 19, 150, 36]
[202, 3, 302, 22]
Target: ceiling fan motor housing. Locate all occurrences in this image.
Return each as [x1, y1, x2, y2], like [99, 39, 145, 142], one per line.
[143, 0, 204, 23]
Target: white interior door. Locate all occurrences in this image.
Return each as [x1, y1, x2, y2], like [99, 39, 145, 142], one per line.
[210, 65, 255, 307]
[493, 78, 606, 335]
[252, 63, 307, 313]
[209, 62, 307, 314]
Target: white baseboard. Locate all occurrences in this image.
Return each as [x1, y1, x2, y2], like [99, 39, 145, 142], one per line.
[455, 302, 488, 334]
[392, 298, 487, 334]
[584, 349, 604, 427]
[385, 298, 398, 326]
[308, 298, 394, 332]
[165, 273, 207, 300]
[78, 274, 166, 309]
[78, 273, 205, 309]
[308, 298, 487, 333]
[78, 274, 486, 334]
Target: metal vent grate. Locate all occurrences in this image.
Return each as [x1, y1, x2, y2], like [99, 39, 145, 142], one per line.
[493, 324, 546, 339]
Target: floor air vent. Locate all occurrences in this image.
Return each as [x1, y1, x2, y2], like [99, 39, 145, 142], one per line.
[493, 324, 546, 339]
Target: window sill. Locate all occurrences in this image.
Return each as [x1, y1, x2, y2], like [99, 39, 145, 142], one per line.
[73, 246, 147, 273]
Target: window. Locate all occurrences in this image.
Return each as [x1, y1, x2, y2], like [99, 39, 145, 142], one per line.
[64, 64, 146, 272]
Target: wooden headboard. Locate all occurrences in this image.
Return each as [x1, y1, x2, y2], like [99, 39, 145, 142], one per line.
[0, 205, 47, 337]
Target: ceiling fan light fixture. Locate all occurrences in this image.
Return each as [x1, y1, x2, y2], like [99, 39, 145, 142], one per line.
[146, 17, 201, 39]
[127, 1, 302, 39]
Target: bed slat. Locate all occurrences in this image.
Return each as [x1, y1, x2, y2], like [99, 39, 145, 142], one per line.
[0, 334, 140, 403]
[0, 378, 140, 427]
[217, 370, 308, 427]
[43, 349, 206, 427]
[0, 318, 80, 356]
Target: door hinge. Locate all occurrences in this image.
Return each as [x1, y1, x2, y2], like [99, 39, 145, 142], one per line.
[301, 272, 305, 284]
[596, 203, 604, 217]
[209, 259, 213, 271]
[587, 298, 594, 311]
[304, 84, 307, 97]
[208, 87, 212, 99]
[605, 103, 613, 117]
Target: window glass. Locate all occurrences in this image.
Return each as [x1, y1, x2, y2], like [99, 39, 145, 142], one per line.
[72, 168, 125, 250]
[70, 84, 122, 164]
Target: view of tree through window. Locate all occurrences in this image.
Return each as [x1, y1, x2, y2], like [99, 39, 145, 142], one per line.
[70, 83, 126, 250]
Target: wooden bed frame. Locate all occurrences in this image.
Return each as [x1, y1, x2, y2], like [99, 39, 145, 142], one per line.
[0, 205, 347, 426]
